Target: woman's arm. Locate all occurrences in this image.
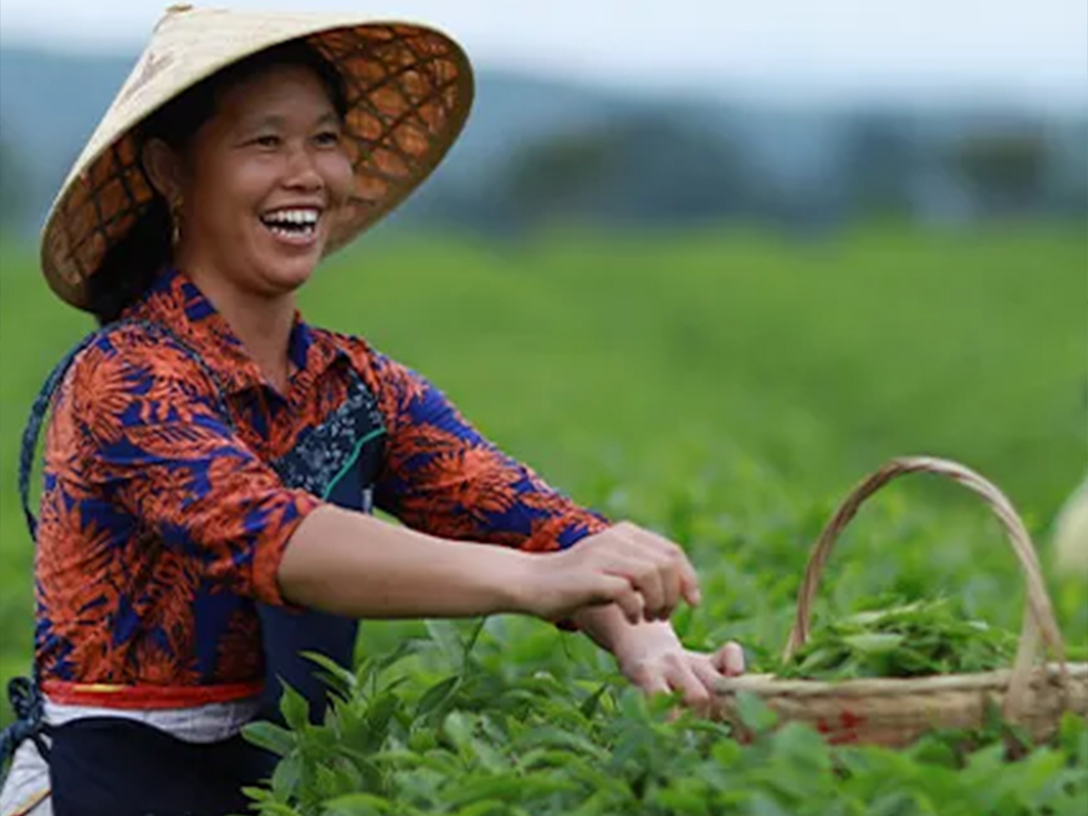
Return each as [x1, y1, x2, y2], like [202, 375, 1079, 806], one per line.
[338, 345, 745, 709]
[75, 333, 701, 627]
[355, 350, 735, 669]
[276, 506, 530, 618]
[365, 349, 611, 554]
[277, 509, 701, 624]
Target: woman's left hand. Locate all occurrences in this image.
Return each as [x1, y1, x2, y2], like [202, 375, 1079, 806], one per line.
[613, 628, 746, 718]
[566, 520, 746, 718]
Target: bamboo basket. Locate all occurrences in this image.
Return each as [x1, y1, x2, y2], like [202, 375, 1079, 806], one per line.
[714, 456, 1088, 749]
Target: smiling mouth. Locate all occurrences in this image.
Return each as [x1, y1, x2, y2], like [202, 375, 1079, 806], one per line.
[259, 207, 322, 242]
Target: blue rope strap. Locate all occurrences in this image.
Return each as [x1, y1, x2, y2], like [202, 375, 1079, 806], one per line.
[0, 677, 46, 774]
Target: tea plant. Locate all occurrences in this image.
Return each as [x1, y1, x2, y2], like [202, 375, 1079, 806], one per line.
[235, 621, 1088, 816]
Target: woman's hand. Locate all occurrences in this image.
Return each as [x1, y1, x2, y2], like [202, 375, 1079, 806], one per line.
[558, 520, 746, 718]
[615, 629, 746, 718]
[521, 521, 703, 625]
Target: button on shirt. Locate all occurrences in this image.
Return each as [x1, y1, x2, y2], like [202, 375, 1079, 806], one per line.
[35, 267, 609, 709]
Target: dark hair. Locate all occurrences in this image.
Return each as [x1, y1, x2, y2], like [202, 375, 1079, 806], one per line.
[85, 40, 349, 325]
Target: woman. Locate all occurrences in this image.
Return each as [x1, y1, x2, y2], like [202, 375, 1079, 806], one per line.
[0, 6, 744, 816]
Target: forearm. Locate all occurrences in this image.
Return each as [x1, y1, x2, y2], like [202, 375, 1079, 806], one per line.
[276, 505, 533, 619]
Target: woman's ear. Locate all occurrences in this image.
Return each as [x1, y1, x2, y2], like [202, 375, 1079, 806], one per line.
[141, 138, 184, 204]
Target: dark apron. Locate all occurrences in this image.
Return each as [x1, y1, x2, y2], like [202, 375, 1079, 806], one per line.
[1, 319, 386, 816]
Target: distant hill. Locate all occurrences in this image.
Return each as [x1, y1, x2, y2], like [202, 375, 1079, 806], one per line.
[0, 44, 650, 234]
[0, 46, 140, 227]
[1, 43, 1085, 239]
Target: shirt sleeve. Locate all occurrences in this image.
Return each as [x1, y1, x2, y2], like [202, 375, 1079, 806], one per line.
[368, 350, 612, 551]
[68, 333, 324, 607]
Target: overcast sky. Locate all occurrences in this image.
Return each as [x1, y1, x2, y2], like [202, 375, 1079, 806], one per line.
[1, 0, 1085, 106]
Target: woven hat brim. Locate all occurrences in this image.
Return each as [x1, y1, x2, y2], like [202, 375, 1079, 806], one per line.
[39, 7, 475, 310]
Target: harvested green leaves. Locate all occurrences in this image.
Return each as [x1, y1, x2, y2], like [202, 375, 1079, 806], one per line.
[776, 598, 1019, 680]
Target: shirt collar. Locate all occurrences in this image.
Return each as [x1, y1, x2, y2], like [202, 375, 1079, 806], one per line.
[122, 267, 342, 395]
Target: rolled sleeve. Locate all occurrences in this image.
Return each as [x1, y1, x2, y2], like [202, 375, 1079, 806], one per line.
[368, 351, 612, 550]
[73, 340, 324, 606]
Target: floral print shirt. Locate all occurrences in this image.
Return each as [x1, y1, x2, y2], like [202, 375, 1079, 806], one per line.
[34, 267, 608, 709]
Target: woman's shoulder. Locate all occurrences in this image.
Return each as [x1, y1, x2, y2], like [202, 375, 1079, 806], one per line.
[58, 320, 221, 398]
[35, 321, 227, 459]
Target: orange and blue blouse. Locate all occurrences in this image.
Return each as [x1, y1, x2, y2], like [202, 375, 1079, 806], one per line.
[32, 266, 608, 710]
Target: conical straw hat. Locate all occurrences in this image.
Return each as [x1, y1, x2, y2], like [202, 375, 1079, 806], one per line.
[40, 3, 474, 310]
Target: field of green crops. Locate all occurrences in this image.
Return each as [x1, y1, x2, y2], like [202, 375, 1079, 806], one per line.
[1, 222, 1085, 813]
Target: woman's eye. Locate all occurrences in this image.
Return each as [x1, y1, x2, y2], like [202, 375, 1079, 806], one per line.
[253, 134, 280, 148]
[315, 131, 342, 147]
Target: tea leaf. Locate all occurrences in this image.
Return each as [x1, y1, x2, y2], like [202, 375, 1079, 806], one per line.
[280, 682, 311, 733]
[841, 633, 905, 654]
[416, 675, 461, 719]
[322, 793, 396, 815]
[243, 721, 297, 757]
[302, 651, 357, 700]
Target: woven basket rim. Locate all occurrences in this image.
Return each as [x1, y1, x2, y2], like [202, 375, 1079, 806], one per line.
[715, 661, 1088, 699]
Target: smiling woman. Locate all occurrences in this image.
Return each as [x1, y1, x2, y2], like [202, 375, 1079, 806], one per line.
[0, 6, 743, 816]
[84, 38, 354, 327]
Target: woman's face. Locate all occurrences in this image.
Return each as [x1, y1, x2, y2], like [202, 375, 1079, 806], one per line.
[169, 63, 354, 300]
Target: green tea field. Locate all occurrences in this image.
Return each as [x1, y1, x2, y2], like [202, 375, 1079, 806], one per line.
[1, 222, 1085, 813]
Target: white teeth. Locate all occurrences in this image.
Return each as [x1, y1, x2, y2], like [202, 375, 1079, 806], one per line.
[269, 224, 315, 238]
[263, 208, 319, 226]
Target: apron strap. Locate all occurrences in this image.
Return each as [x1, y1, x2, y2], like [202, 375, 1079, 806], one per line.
[18, 328, 101, 542]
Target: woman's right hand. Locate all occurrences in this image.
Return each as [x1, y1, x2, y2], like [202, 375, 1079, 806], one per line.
[519, 521, 703, 624]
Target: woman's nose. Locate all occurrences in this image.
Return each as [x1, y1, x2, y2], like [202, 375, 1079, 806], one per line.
[283, 145, 324, 190]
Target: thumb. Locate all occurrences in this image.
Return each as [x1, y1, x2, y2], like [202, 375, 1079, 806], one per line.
[711, 641, 746, 677]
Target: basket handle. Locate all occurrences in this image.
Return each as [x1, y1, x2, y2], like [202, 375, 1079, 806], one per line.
[781, 455, 1069, 720]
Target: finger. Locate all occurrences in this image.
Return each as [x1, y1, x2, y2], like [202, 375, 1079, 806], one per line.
[583, 527, 684, 621]
[614, 528, 686, 619]
[688, 655, 729, 719]
[657, 554, 682, 621]
[711, 641, 747, 677]
[632, 666, 672, 699]
[627, 659, 687, 723]
[689, 654, 725, 689]
[626, 525, 702, 608]
[600, 552, 667, 622]
[623, 536, 683, 621]
[598, 575, 645, 625]
[616, 587, 645, 625]
[662, 655, 713, 719]
[626, 556, 668, 621]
